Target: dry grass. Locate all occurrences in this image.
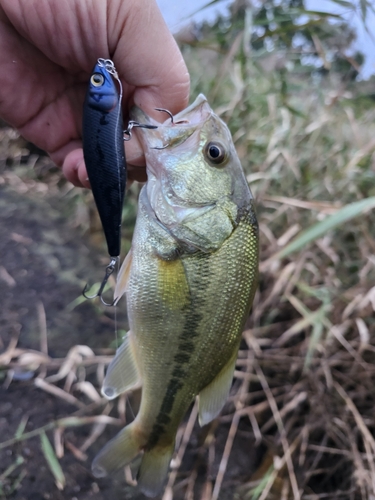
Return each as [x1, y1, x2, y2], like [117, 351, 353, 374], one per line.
[1, 19, 375, 500]
[179, 29, 375, 499]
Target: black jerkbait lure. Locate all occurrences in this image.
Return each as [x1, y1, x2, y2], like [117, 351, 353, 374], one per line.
[82, 58, 158, 305]
[83, 58, 125, 260]
[82, 58, 125, 305]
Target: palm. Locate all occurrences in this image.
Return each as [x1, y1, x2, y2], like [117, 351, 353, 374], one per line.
[0, 0, 190, 185]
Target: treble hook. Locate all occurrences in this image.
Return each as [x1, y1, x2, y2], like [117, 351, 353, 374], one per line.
[151, 143, 170, 150]
[83, 257, 118, 306]
[155, 108, 174, 123]
[150, 109, 173, 149]
[124, 121, 158, 141]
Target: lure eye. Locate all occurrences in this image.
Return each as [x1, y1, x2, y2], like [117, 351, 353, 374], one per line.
[205, 141, 227, 165]
[91, 73, 105, 87]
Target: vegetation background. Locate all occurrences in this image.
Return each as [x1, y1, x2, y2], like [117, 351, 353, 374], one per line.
[0, 1, 375, 498]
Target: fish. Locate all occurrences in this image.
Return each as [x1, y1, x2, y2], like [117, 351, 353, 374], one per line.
[92, 94, 259, 497]
[82, 58, 126, 260]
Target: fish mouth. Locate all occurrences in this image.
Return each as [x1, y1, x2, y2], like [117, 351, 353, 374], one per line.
[171, 94, 211, 123]
[130, 94, 212, 150]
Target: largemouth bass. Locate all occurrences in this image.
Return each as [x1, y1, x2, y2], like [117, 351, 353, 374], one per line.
[92, 94, 259, 496]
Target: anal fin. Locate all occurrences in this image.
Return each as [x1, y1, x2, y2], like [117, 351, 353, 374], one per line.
[102, 331, 141, 400]
[198, 348, 238, 426]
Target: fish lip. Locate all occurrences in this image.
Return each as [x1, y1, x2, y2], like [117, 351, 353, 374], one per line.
[130, 94, 212, 127]
[171, 94, 210, 123]
[130, 95, 212, 152]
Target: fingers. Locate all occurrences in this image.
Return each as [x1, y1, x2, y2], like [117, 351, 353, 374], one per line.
[61, 135, 148, 188]
[62, 149, 148, 187]
[0, 0, 107, 71]
[62, 149, 88, 188]
[111, 0, 190, 117]
[0, 0, 190, 186]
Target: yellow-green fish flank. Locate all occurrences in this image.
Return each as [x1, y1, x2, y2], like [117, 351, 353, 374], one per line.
[92, 95, 259, 497]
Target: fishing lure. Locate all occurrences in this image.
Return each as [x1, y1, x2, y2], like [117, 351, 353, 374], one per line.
[82, 58, 156, 305]
[82, 58, 125, 304]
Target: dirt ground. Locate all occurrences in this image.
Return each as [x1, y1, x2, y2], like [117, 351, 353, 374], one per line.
[0, 141, 261, 500]
[0, 179, 127, 499]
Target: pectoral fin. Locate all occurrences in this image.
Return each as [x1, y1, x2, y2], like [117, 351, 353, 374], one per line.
[102, 331, 141, 400]
[114, 249, 132, 304]
[198, 349, 238, 426]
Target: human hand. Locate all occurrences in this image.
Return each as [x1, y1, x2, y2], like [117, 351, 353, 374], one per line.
[0, 0, 190, 187]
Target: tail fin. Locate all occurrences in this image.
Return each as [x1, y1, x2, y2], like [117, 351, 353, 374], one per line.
[92, 423, 174, 498]
[137, 443, 175, 498]
[92, 422, 141, 478]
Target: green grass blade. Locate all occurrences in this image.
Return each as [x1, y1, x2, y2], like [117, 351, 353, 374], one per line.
[304, 320, 324, 370]
[360, 0, 367, 20]
[249, 464, 275, 500]
[8, 469, 27, 496]
[274, 197, 375, 259]
[329, 0, 355, 7]
[40, 432, 66, 490]
[14, 416, 29, 439]
[0, 456, 24, 481]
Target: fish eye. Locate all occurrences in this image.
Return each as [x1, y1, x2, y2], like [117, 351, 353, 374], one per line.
[91, 73, 105, 87]
[204, 141, 227, 165]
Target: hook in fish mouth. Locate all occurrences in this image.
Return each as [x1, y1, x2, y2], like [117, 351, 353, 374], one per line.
[151, 143, 170, 150]
[124, 121, 158, 141]
[129, 105, 196, 150]
[149, 108, 188, 149]
[155, 108, 174, 123]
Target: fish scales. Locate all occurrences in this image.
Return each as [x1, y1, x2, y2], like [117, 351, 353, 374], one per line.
[132, 204, 258, 450]
[92, 94, 259, 497]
